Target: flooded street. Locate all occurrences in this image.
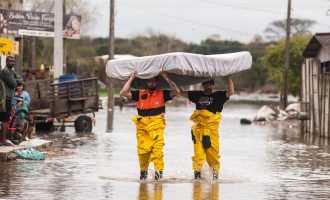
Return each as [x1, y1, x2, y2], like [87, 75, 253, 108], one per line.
[1, 102, 330, 200]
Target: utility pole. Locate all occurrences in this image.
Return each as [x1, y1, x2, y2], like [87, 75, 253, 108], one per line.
[54, 0, 64, 78]
[107, 0, 115, 132]
[63, 1, 67, 74]
[283, 0, 291, 108]
[7, 1, 23, 75]
[29, 37, 36, 72]
[326, 8, 330, 31]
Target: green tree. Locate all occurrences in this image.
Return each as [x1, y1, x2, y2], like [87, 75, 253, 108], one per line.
[22, 0, 96, 75]
[65, 36, 97, 77]
[129, 33, 188, 56]
[236, 35, 270, 90]
[188, 39, 245, 54]
[261, 35, 311, 96]
[264, 18, 316, 41]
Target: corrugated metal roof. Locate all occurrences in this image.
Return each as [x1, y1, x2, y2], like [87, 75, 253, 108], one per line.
[303, 32, 330, 58]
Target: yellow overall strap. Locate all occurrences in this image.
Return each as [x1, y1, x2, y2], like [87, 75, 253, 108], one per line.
[132, 114, 165, 140]
[189, 110, 222, 141]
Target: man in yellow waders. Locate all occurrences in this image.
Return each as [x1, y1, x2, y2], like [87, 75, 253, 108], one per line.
[120, 71, 179, 180]
[179, 77, 234, 180]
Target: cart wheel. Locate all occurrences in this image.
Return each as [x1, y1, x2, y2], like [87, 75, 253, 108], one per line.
[10, 119, 29, 145]
[74, 115, 93, 132]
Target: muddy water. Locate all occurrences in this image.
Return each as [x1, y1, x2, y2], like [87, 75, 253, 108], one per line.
[1, 103, 330, 200]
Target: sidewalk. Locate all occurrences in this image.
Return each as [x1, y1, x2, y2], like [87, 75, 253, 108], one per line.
[0, 138, 52, 161]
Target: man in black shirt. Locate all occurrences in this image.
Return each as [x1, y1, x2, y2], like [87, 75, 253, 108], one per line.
[0, 56, 21, 146]
[120, 70, 179, 180]
[179, 76, 234, 180]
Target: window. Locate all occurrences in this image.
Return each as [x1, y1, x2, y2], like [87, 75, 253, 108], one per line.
[321, 61, 330, 75]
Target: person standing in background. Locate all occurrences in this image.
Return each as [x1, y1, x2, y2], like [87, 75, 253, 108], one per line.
[11, 82, 31, 112]
[0, 56, 22, 146]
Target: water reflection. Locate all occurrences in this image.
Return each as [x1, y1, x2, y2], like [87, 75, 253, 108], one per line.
[262, 123, 330, 200]
[36, 130, 97, 149]
[135, 182, 220, 200]
[138, 182, 163, 200]
[1, 104, 330, 199]
[269, 125, 330, 149]
[0, 163, 14, 198]
[193, 182, 219, 200]
[301, 133, 330, 148]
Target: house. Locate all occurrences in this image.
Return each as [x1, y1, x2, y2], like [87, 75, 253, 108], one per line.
[301, 33, 330, 138]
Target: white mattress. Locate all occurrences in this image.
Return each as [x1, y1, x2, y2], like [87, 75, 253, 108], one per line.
[106, 51, 252, 89]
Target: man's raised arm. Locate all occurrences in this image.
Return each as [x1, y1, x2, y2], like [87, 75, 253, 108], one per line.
[160, 72, 180, 98]
[226, 75, 234, 98]
[120, 70, 137, 99]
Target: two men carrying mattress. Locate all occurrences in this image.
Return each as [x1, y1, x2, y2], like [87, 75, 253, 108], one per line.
[120, 70, 234, 181]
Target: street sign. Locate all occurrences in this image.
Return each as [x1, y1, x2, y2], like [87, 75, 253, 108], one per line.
[0, 38, 19, 55]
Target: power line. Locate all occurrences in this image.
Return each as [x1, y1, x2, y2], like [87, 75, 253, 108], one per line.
[118, 2, 255, 36]
[292, 11, 329, 28]
[196, 0, 285, 15]
[197, 0, 330, 29]
[118, 1, 329, 37]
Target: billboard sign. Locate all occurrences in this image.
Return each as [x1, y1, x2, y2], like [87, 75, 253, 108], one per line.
[0, 9, 81, 39]
[63, 14, 81, 39]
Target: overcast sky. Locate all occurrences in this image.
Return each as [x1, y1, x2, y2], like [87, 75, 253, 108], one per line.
[86, 0, 330, 43]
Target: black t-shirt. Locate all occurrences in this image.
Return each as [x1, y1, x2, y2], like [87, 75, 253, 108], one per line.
[188, 90, 229, 113]
[131, 90, 172, 116]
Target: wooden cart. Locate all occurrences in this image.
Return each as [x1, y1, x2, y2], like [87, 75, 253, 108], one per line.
[24, 77, 100, 132]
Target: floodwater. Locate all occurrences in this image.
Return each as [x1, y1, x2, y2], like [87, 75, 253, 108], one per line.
[1, 102, 330, 200]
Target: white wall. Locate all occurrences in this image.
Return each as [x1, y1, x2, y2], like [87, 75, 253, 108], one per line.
[317, 47, 330, 63]
[0, 55, 6, 68]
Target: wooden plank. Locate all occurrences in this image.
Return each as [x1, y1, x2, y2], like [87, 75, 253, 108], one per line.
[305, 60, 309, 133]
[320, 76, 323, 137]
[317, 60, 321, 136]
[51, 99, 69, 115]
[320, 76, 325, 137]
[326, 77, 330, 138]
[324, 76, 328, 137]
[301, 63, 307, 133]
[29, 108, 51, 115]
[309, 59, 314, 135]
[69, 97, 88, 101]
[313, 59, 320, 136]
[324, 77, 326, 137]
[305, 62, 309, 133]
[309, 60, 313, 134]
[305, 59, 312, 134]
[303, 62, 308, 132]
[301, 64, 305, 101]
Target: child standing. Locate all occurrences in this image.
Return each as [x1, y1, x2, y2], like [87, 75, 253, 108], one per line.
[11, 82, 31, 140]
[11, 82, 30, 112]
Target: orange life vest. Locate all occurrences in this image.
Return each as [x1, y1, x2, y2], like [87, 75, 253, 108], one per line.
[136, 90, 165, 116]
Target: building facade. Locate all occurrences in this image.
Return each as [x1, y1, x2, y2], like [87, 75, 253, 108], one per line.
[301, 33, 330, 138]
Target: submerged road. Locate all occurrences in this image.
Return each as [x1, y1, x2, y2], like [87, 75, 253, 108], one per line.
[1, 103, 329, 199]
